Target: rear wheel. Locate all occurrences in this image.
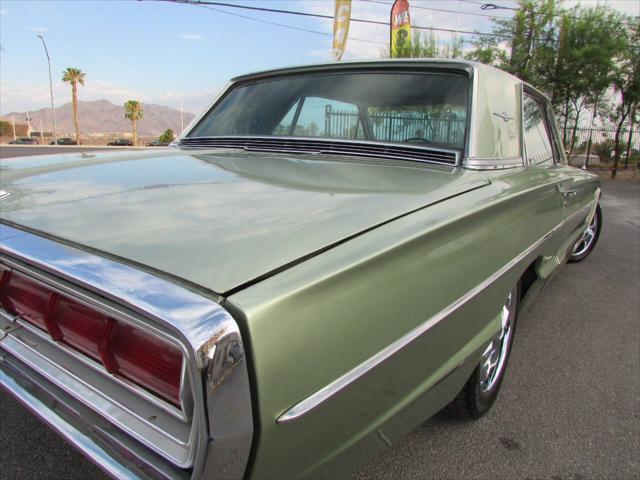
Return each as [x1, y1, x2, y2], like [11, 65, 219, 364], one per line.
[447, 284, 519, 419]
[568, 204, 602, 263]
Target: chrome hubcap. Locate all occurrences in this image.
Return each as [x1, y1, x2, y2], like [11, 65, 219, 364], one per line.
[572, 212, 598, 257]
[479, 293, 513, 392]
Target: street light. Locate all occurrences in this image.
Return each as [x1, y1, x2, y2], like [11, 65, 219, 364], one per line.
[37, 34, 57, 144]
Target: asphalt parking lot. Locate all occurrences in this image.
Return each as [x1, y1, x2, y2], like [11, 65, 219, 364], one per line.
[0, 153, 638, 478]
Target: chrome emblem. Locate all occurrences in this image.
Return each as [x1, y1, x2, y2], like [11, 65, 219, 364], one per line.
[0, 190, 10, 200]
[493, 112, 514, 122]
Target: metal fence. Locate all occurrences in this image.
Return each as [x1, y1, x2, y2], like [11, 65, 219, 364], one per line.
[562, 127, 639, 170]
[325, 108, 638, 171]
[324, 107, 466, 145]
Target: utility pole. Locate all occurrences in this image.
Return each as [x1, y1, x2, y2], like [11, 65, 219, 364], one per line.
[11, 115, 16, 140]
[40, 119, 44, 145]
[37, 34, 57, 144]
[180, 100, 184, 133]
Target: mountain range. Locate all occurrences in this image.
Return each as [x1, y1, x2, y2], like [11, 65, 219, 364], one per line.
[1, 100, 196, 136]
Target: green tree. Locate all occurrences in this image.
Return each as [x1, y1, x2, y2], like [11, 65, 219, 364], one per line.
[551, 7, 626, 152]
[159, 128, 174, 144]
[381, 30, 462, 59]
[124, 100, 144, 146]
[62, 67, 86, 143]
[610, 18, 640, 178]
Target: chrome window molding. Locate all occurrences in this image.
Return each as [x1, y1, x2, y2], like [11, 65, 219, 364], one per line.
[278, 203, 593, 424]
[179, 136, 462, 167]
[466, 63, 480, 159]
[463, 157, 524, 170]
[0, 224, 254, 479]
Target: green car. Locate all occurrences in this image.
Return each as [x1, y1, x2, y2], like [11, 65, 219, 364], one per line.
[0, 60, 601, 479]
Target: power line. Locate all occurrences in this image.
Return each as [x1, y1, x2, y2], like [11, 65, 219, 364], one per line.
[358, 0, 513, 20]
[164, 0, 513, 39]
[190, 2, 385, 45]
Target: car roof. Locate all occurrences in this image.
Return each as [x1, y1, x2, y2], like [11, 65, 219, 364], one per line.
[230, 58, 521, 84]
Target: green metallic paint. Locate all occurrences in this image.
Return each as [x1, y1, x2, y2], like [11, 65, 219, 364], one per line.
[225, 164, 599, 478]
[0, 150, 488, 294]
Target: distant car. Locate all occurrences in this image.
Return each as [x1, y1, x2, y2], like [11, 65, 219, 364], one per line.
[107, 138, 133, 146]
[8, 137, 38, 145]
[49, 137, 78, 146]
[146, 139, 170, 147]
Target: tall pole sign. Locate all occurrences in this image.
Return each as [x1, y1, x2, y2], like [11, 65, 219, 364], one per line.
[390, 0, 411, 58]
[332, 0, 352, 61]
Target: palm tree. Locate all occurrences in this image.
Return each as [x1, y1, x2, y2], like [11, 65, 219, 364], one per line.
[61, 68, 86, 143]
[124, 100, 144, 145]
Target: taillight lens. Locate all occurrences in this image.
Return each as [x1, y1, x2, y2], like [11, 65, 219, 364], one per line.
[110, 322, 183, 406]
[0, 269, 183, 407]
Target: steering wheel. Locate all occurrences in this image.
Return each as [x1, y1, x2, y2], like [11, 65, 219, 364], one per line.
[402, 137, 432, 144]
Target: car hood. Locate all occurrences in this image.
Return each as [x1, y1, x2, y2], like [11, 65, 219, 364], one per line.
[0, 149, 489, 294]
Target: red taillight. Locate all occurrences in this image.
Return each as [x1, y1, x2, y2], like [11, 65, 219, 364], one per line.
[0, 270, 183, 407]
[110, 322, 183, 406]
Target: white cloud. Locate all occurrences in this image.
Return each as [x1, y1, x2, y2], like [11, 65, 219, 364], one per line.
[179, 33, 204, 40]
[0, 10, 6, 15]
[26, 27, 49, 33]
[0, 78, 219, 116]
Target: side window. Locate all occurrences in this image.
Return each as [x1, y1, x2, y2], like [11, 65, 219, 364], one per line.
[273, 97, 364, 139]
[523, 95, 555, 166]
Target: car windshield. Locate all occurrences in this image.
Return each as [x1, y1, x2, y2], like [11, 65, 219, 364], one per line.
[187, 71, 469, 149]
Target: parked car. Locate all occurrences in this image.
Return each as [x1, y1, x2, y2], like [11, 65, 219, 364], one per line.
[107, 138, 133, 146]
[8, 137, 38, 145]
[0, 60, 602, 480]
[146, 139, 170, 147]
[50, 137, 78, 145]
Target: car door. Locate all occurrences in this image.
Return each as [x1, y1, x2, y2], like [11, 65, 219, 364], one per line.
[522, 89, 599, 268]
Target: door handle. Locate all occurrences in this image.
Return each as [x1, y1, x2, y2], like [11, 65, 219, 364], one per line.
[557, 182, 577, 196]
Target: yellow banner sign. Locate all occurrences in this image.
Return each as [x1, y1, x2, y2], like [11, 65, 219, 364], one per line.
[333, 0, 352, 61]
[390, 0, 411, 57]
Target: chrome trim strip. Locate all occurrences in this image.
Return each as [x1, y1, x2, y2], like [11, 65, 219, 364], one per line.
[466, 64, 479, 158]
[180, 136, 461, 167]
[175, 81, 232, 144]
[0, 225, 254, 478]
[1, 334, 192, 465]
[0, 262, 188, 422]
[464, 157, 524, 170]
[0, 370, 143, 480]
[278, 205, 592, 423]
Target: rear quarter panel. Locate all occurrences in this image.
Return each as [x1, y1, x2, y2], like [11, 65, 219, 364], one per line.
[227, 166, 599, 479]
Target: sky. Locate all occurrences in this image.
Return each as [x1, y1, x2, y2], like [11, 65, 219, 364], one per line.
[1, 0, 638, 117]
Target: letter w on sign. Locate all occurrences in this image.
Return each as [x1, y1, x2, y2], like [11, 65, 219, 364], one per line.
[390, 0, 411, 58]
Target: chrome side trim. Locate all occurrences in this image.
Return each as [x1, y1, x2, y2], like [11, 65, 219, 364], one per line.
[464, 157, 524, 170]
[0, 224, 254, 478]
[466, 63, 480, 158]
[277, 205, 592, 423]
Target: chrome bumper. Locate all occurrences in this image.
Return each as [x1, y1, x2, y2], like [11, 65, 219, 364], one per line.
[0, 224, 254, 479]
[1, 350, 170, 480]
